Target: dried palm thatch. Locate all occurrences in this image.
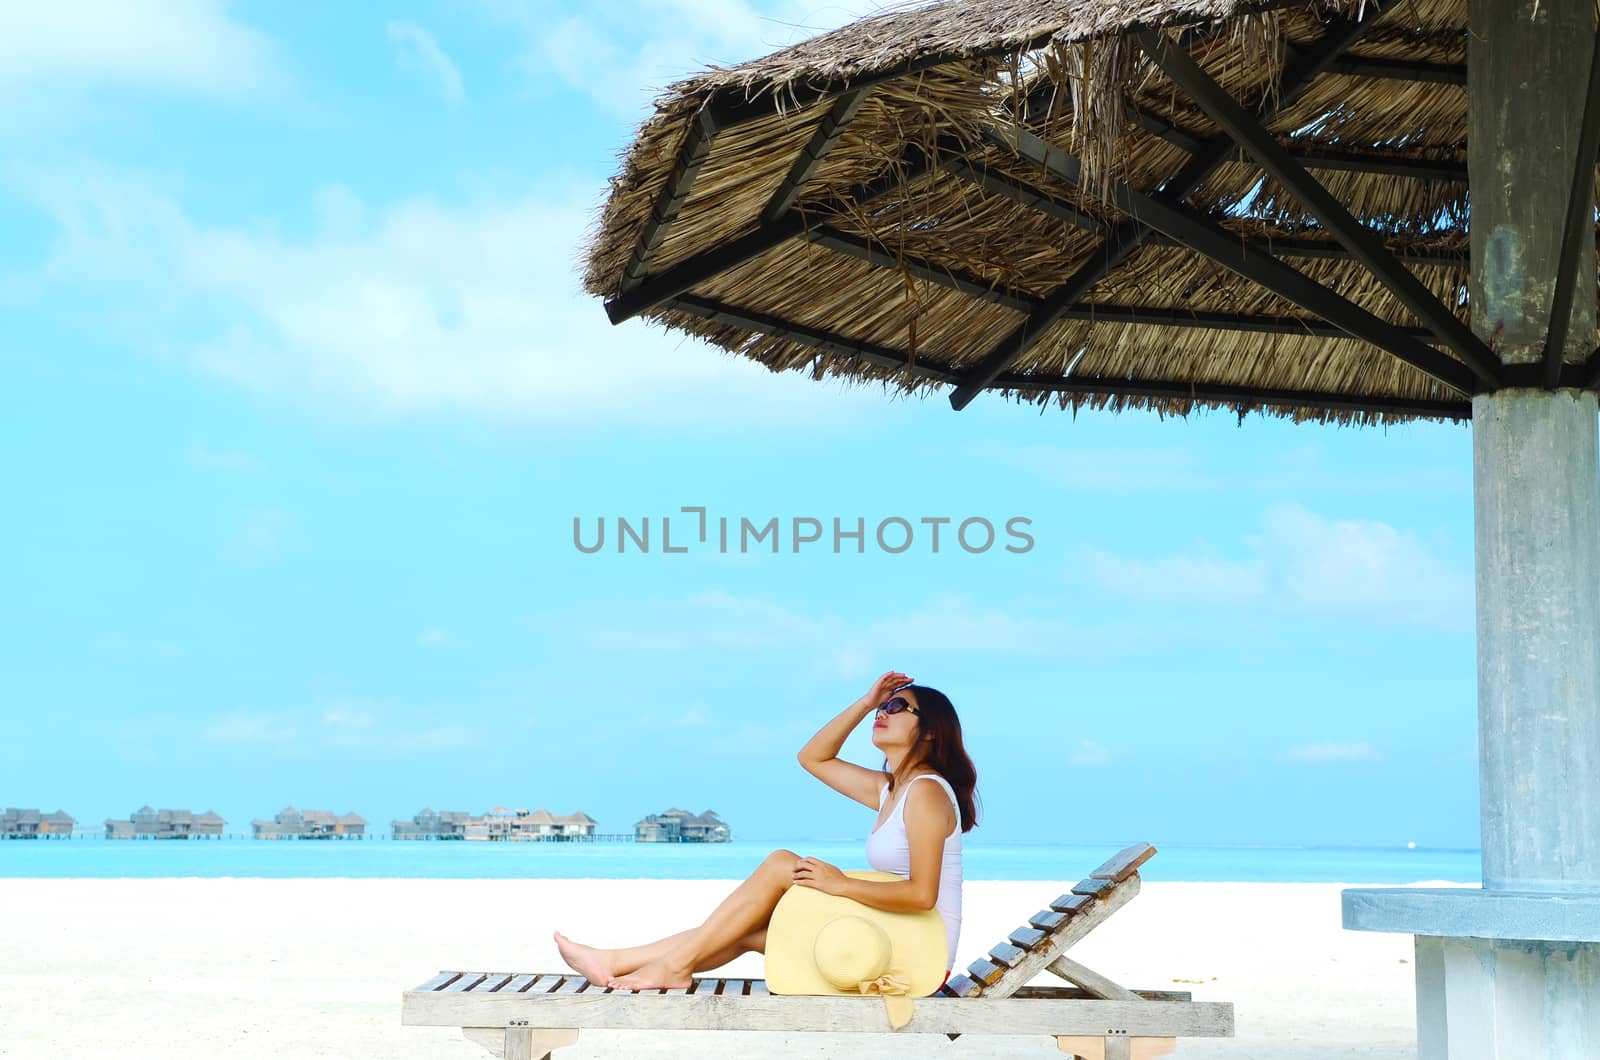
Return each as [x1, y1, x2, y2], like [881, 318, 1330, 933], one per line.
[583, 0, 1600, 425]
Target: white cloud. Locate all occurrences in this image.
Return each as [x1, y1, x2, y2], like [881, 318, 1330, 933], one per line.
[1285, 742, 1379, 762]
[535, 588, 1186, 673]
[481, 0, 888, 117]
[418, 629, 450, 647]
[205, 710, 295, 744]
[206, 704, 475, 754]
[387, 21, 464, 105]
[229, 507, 296, 563]
[187, 442, 261, 474]
[321, 707, 375, 730]
[1069, 739, 1112, 768]
[1000, 443, 1221, 494]
[1086, 503, 1471, 628]
[0, 1, 286, 103]
[670, 703, 709, 727]
[17, 170, 891, 428]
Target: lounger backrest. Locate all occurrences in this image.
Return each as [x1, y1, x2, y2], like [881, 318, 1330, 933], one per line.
[943, 842, 1157, 1001]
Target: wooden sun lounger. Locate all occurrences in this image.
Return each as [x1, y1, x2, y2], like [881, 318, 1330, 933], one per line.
[401, 843, 1233, 1059]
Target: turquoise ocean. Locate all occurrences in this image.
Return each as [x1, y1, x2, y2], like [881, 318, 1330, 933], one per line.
[0, 839, 1479, 882]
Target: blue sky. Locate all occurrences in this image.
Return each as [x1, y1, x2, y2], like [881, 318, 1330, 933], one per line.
[0, 1, 1481, 849]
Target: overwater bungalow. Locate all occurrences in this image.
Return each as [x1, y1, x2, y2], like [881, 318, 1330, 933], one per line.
[105, 806, 226, 839]
[635, 808, 730, 843]
[392, 807, 471, 840]
[392, 806, 597, 840]
[2, 808, 74, 838]
[251, 807, 367, 839]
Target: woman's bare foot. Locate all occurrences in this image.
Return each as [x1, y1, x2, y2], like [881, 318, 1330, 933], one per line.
[553, 931, 615, 984]
[607, 955, 693, 991]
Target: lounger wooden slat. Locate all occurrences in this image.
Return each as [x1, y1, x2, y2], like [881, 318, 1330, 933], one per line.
[1070, 877, 1116, 899]
[402, 843, 1231, 1058]
[1050, 893, 1092, 915]
[944, 973, 982, 997]
[1030, 909, 1068, 932]
[966, 957, 1005, 986]
[988, 942, 1027, 968]
[416, 971, 462, 992]
[1090, 843, 1157, 882]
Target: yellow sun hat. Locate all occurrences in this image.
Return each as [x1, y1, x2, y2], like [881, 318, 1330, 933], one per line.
[765, 870, 948, 1029]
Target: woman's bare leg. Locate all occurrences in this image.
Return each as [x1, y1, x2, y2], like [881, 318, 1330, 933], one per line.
[594, 849, 796, 989]
[554, 928, 694, 983]
[552, 851, 794, 984]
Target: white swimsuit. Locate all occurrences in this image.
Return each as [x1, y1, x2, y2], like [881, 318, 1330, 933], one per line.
[864, 773, 964, 969]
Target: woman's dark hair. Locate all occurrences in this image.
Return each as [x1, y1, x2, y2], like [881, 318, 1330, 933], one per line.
[884, 684, 980, 833]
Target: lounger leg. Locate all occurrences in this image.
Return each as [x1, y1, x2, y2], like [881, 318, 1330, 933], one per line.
[1056, 1036, 1175, 1060]
[462, 1027, 579, 1060]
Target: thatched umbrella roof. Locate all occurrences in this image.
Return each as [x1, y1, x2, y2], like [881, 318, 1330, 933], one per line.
[583, 0, 1600, 425]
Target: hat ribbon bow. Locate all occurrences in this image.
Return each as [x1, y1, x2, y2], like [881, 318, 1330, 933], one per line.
[857, 971, 914, 1030]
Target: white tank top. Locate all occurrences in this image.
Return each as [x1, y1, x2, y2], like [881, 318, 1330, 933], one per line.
[864, 773, 963, 969]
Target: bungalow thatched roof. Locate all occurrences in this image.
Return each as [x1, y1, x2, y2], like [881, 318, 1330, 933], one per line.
[583, 0, 1598, 425]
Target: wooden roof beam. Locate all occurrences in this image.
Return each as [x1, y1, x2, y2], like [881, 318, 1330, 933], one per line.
[993, 371, 1472, 420]
[810, 225, 1438, 340]
[619, 104, 724, 295]
[988, 124, 1479, 396]
[605, 148, 932, 325]
[667, 294, 958, 383]
[761, 87, 874, 222]
[947, 4, 1393, 410]
[1137, 29, 1501, 388]
[1541, 30, 1600, 386]
[940, 157, 1467, 266]
[669, 291, 1468, 419]
[1126, 103, 1467, 182]
[1319, 54, 1467, 86]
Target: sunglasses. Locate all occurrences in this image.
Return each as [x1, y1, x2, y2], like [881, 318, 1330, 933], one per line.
[876, 696, 920, 718]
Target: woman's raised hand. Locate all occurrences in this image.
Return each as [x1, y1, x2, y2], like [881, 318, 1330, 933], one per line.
[861, 670, 912, 711]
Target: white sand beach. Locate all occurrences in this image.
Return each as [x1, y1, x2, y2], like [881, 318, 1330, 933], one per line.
[0, 878, 1429, 1059]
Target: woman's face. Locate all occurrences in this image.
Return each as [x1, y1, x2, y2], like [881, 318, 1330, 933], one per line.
[870, 689, 921, 751]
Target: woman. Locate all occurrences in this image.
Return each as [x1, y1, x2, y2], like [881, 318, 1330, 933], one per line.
[553, 670, 979, 990]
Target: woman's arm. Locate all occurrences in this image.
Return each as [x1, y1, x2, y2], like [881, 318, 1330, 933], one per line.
[794, 780, 956, 911]
[797, 671, 908, 810]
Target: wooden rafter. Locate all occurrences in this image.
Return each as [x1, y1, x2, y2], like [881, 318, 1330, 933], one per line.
[985, 125, 1480, 396]
[810, 226, 1441, 336]
[1125, 103, 1467, 182]
[1137, 29, 1500, 387]
[604, 148, 933, 325]
[619, 104, 724, 294]
[668, 292, 1467, 419]
[761, 88, 874, 222]
[1542, 29, 1600, 386]
[946, 5, 1393, 410]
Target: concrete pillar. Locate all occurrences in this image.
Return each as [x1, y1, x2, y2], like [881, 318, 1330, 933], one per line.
[1414, 936, 1600, 1058]
[1342, 4, 1600, 1056]
[1473, 389, 1600, 892]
